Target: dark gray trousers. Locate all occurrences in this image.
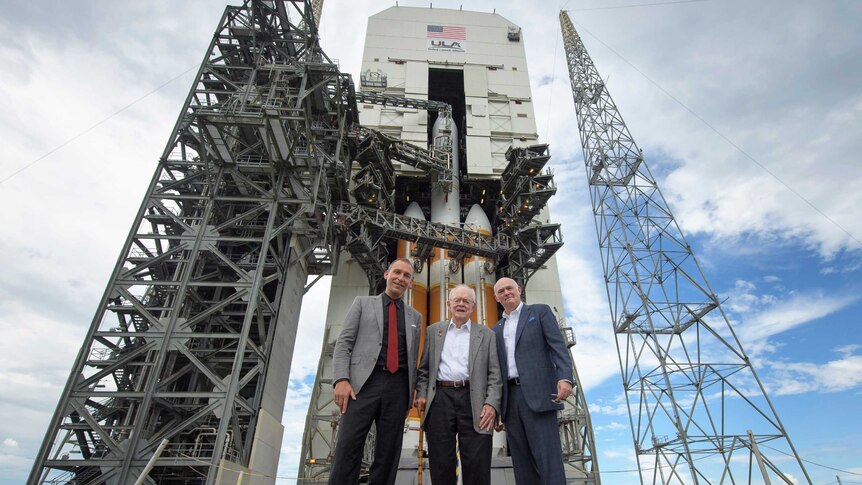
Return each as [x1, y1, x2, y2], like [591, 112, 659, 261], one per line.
[504, 382, 566, 485]
[328, 369, 409, 485]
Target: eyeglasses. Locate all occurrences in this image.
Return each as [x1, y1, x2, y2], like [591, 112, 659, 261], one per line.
[448, 298, 474, 305]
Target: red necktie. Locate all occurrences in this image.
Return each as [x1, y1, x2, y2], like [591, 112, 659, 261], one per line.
[387, 300, 398, 373]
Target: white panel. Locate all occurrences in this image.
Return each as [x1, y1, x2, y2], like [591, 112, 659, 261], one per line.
[467, 97, 489, 132]
[511, 115, 537, 135]
[405, 62, 428, 96]
[380, 109, 402, 127]
[214, 460, 249, 485]
[358, 105, 381, 126]
[466, 135, 493, 175]
[490, 137, 511, 172]
[489, 100, 509, 115]
[464, 65, 488, 97]
[490, 116, 512, 133]
[247, 408, 285, 484]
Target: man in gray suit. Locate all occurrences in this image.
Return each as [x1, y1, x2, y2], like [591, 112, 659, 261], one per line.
[492, 277, 574, 485]
[415, 284, 502, 485]
[329, 258, 423, 485]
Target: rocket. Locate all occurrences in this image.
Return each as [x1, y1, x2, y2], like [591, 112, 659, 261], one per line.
[428, 111, 461, 324]
[399, 110, 505, 463]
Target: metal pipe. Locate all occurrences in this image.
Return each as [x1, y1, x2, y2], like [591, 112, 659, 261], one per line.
[133, 438, 170, 485]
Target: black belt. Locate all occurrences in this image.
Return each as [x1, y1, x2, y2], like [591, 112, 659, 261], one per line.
[437, 380, 470, 388]
[508, 377, 521, 386]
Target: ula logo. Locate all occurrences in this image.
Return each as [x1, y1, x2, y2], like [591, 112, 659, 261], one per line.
[430, 40, 463, 50]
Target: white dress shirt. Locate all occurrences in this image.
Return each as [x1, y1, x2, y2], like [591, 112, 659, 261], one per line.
[437, 320, 471, 382]
[502, 302, 523, 379]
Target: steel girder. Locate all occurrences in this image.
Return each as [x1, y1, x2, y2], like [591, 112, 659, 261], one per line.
[30, 1, 352, 484]
[560, 10, 811, 485]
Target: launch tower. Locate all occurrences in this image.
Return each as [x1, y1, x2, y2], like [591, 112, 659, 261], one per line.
[560, 10, 811, 485]
[298, 6, 599, 485]
[27, 2, 598, 484]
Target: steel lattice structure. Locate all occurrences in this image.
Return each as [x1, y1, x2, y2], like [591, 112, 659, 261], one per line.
[560, 10, 811, 485]
[29, 2, 353, 483]
[29, 2, 591, 483]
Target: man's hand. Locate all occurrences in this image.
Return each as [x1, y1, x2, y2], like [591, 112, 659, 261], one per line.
[494, 418, 504, 432]
[334, 380, 356, 414]
[479, 404, 497, 431]
[414, 396, 427, 413]
[555, 380, 573, 403]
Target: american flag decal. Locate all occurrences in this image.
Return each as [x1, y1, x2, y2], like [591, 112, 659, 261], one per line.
[427, 25, 466, 40]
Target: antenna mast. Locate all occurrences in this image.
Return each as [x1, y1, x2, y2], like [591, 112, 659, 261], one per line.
[559, 10, 811, 484]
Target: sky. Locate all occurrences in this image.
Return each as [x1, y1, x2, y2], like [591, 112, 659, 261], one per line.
[0, 1, 860, 484]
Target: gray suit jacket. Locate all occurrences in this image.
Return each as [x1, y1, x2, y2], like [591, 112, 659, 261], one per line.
[416, 321, 503, 435]
[493, 303, 574, 419]
[332, 294, 423, 410]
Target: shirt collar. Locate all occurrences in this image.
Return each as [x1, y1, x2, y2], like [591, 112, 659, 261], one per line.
[503, 302, 523, 320]
[448, 319, 472, 332]
[381, 293, 402, 307]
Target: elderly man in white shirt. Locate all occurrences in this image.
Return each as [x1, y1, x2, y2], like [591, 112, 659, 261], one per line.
[415, 284, 502, 485]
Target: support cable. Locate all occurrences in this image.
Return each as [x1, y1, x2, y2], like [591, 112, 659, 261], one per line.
[568, 0, 710, 12]
[0, 65, 198, 186]
[759, 443, 862, 477]
[569, 18, 862, 249]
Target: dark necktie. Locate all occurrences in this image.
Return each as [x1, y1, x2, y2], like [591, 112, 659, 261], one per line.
[387, 300, 398, 373]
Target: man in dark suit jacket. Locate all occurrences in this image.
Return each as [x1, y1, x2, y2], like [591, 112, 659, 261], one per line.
[329, 258, 423, 485]
[414, 284, 503, 485]
[492, 277, 574, 485]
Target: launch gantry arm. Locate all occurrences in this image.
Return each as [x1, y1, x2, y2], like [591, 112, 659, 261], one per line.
[355, 91, 452, 114]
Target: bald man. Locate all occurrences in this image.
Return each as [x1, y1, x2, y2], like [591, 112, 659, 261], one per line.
[492, 277, 574, 485]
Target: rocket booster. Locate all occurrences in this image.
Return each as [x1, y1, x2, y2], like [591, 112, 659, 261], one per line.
[464, 204, 499, 327]
[398, 202, 428, 430]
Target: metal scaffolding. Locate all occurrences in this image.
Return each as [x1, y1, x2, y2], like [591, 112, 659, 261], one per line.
[28, 2, 597, 483]
[29, 2, 352, 483]
[560, 10, 811, 485]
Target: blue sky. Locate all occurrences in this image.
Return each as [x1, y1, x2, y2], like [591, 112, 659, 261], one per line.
[0, 1, 860, 484]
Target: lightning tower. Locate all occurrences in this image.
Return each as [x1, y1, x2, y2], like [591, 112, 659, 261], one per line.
[560, 10, 811, 485]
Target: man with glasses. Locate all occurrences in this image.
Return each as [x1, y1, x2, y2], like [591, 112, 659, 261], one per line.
[414, 284, 503, 485]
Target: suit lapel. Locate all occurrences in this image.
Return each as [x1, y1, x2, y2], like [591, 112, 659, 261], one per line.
[405, 308, 414, 358]
[515, 304, 529, 346]
[494, 320, 507, 372]
[434, 324, 448, 372]
[469, 324, 483, 375]
[374, 294, 384, 337]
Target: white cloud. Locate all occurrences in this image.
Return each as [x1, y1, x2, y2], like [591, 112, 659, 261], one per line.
[738, 291, 858, 343]
[2, 1, 861, 484]
[595, 421, 626, 432]
[767, 347, 862, 396]
[1, 439, 17, 450]
[590, 396, 630, 417]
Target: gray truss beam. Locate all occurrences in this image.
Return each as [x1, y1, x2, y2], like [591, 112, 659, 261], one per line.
[30, 2, 352, 484]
